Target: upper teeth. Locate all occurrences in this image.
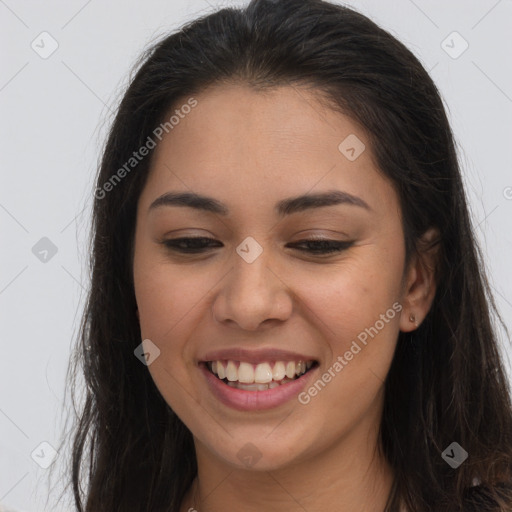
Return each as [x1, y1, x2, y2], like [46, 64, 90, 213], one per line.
[208, 360, 314, 383]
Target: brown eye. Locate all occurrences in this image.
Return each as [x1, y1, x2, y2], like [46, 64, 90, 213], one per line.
[161, 237, 353, 256]
[161, 237, 222, 253]
[287, 239, 354, 255]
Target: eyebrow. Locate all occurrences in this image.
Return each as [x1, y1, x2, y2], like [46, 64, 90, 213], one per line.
[149, 190, 371, 216]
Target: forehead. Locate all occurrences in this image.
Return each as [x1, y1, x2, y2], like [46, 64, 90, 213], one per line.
[139, 83, 398, 218]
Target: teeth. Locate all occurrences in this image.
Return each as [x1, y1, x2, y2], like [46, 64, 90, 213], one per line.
[272, 361, 286, 381]
[238, 362, 255, 383]
[208, 359, 314, 385]
[226, 360, 238, 381]
[227, 381, 270, 391]
[217, 361, 226, 379]
[254, 362, 273, 383]
[227, 378, 295, 390]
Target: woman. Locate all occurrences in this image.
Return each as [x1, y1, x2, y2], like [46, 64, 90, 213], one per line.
[65, 0, 512, 510]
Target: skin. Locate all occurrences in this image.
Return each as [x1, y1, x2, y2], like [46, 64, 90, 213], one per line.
[132, 83, 438, 512]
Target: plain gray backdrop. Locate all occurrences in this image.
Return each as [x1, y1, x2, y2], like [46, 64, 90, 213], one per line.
[1, 0, 511, 510]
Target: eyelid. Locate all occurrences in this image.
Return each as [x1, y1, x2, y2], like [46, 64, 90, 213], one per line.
[160, 236, 354, 256]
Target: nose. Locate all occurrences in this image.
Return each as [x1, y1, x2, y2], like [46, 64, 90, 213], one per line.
[212, 245, 293, 331]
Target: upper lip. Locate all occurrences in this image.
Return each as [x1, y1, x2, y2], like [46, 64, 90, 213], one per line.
[200, 347, 318, 365]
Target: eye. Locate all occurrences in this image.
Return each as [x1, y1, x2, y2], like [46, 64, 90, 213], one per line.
[161, 237, 223, 253]
[161, 237, 353, 256]
[287, 239, 354, 255]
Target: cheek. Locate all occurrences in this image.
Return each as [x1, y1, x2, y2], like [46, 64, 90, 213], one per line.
[133, 252, 204, 424]
[132, 241, 193, 387]
[132, 245, 221, 403]
[283, 262, 402, 462]
[291, 248, 403, 410]
[133, 249, 212, 342]
[293, 252, 403, 341]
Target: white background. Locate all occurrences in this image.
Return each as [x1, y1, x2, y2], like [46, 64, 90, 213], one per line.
[0, 0, 511, 510]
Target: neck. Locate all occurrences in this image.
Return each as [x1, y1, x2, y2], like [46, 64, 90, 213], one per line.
[181, 417, 394, 512]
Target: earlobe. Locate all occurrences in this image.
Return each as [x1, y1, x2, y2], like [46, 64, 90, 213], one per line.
[399, 227, 440, 332]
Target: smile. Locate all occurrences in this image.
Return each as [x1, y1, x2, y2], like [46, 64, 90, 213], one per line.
[206, 359, 315, 390]
[200, 356, 319, 411]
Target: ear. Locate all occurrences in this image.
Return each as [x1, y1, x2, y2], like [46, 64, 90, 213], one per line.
[399, 227, 440, 332]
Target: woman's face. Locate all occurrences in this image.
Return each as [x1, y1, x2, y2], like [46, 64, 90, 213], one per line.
[133, 83, 416, 471]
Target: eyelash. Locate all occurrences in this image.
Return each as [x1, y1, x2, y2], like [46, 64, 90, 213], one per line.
[161, 237, 353, 255]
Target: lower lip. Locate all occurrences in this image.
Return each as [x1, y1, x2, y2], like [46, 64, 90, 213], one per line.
[200, 363, 317, 411]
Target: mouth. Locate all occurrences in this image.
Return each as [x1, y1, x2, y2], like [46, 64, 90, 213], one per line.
[203, 359, 319, 391]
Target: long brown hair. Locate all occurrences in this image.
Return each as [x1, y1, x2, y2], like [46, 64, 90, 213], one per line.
[59, 0, 512, 510]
